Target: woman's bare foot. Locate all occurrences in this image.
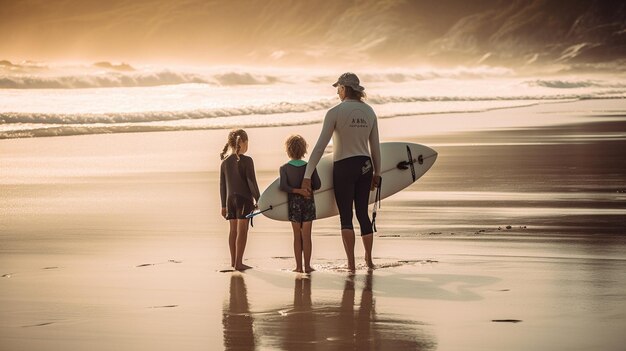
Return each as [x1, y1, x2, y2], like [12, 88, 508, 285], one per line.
[304, 267, 315, 273]
[293, 268, 303, 273]
[234, 263, 252, 271]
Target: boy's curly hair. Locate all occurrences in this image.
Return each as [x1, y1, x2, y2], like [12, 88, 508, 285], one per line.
[285, 135, 307, 160]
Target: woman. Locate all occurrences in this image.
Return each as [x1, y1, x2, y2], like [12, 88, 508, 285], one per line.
[302, 72, 381, 272]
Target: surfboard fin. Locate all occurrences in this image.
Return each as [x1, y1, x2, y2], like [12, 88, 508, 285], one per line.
[397, 161, 409, 170]
[397, 156, 423, 169]
[395, 146, 418, 182]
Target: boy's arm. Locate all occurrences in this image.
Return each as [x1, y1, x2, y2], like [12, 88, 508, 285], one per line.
[279, 166, 294, 193]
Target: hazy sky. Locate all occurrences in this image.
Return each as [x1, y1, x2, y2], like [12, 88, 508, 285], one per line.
[1, 0, 624, 69]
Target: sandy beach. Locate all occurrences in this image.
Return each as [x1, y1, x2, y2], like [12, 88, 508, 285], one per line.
[1, 99, 626, 350]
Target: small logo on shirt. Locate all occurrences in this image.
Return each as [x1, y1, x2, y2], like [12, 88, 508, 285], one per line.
[351, 117, 368, 127]
[349, 110, 368, 128]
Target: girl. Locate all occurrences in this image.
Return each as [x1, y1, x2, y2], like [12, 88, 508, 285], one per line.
[279, 135, 321, 273]
[220, 129, 260, 271]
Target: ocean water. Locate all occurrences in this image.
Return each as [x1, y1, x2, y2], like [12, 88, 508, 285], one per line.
[1, 63, 625, 139]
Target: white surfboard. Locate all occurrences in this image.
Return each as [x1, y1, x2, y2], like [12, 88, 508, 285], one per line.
[254, 142, 437, 221]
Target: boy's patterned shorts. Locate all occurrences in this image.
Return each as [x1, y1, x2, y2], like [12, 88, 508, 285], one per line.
[288, 193, 316, 223]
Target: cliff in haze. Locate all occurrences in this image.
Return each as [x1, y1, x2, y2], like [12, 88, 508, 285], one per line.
[1, 0, 624, 70]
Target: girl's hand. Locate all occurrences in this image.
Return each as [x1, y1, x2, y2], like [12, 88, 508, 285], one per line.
[221, 207, 227, 219]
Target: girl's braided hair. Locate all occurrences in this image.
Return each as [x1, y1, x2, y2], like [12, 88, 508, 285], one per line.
[220, 129, 248, 161]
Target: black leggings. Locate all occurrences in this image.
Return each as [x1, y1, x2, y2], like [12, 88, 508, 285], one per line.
[333, 156, 373, 235]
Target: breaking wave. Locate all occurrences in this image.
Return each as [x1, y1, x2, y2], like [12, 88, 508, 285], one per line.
[0, 70, 284, 89]
[3, 95, 624, 139]
[0, 62, 521, 89]
[0, 71, 208, 89]
[3, 92, 620, 127]
[0, 100, 336, 124]
[2, 61, 624, 139]
[526, 79, 626, 89]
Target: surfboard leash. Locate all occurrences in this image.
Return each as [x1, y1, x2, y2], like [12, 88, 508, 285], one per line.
[372, 177, 382, 233]
[245, 205, 273, 227]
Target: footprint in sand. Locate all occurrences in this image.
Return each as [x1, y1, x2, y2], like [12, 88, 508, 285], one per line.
[136, 260, 182, 267]
[22, 322, 55, 328]
[492, 319, 522, 323]
[148, 305, 179, 309]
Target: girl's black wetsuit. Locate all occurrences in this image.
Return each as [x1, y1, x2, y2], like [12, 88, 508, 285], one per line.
[220, 154, 260, 220]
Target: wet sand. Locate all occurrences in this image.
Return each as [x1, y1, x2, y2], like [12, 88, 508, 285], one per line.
[1, 99, 626, 350]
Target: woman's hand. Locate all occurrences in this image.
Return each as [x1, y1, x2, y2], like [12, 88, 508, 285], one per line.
[371, 175, 382, 191]
[294, 188, 312, 198]
[221, 207, 227, 219]
[301, 178, 313, 197]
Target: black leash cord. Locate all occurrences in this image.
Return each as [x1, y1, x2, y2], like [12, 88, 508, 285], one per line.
[372, 177, 382, 232]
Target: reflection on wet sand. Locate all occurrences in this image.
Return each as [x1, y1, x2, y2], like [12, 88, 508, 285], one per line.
[223, 272, 435, 350]
[222, 274, 255, 350]
[280, 275, 317, 350]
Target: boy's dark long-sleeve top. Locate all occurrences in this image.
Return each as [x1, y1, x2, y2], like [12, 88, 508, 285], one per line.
[220, 154, 261, 207]
[279, 161, 321, 193]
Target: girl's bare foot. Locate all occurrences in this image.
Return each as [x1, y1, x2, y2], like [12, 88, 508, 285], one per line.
[365, 255, 375, 269]
[234, 263, 252, 271]
[293, 268, 303, 273]
[304, 267, 315, 273]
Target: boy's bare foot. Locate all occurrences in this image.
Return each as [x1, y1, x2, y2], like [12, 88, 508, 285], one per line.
[234, 263, 252, 271]
[304, 267, 315, 273]
[293, 268, 303, 273]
